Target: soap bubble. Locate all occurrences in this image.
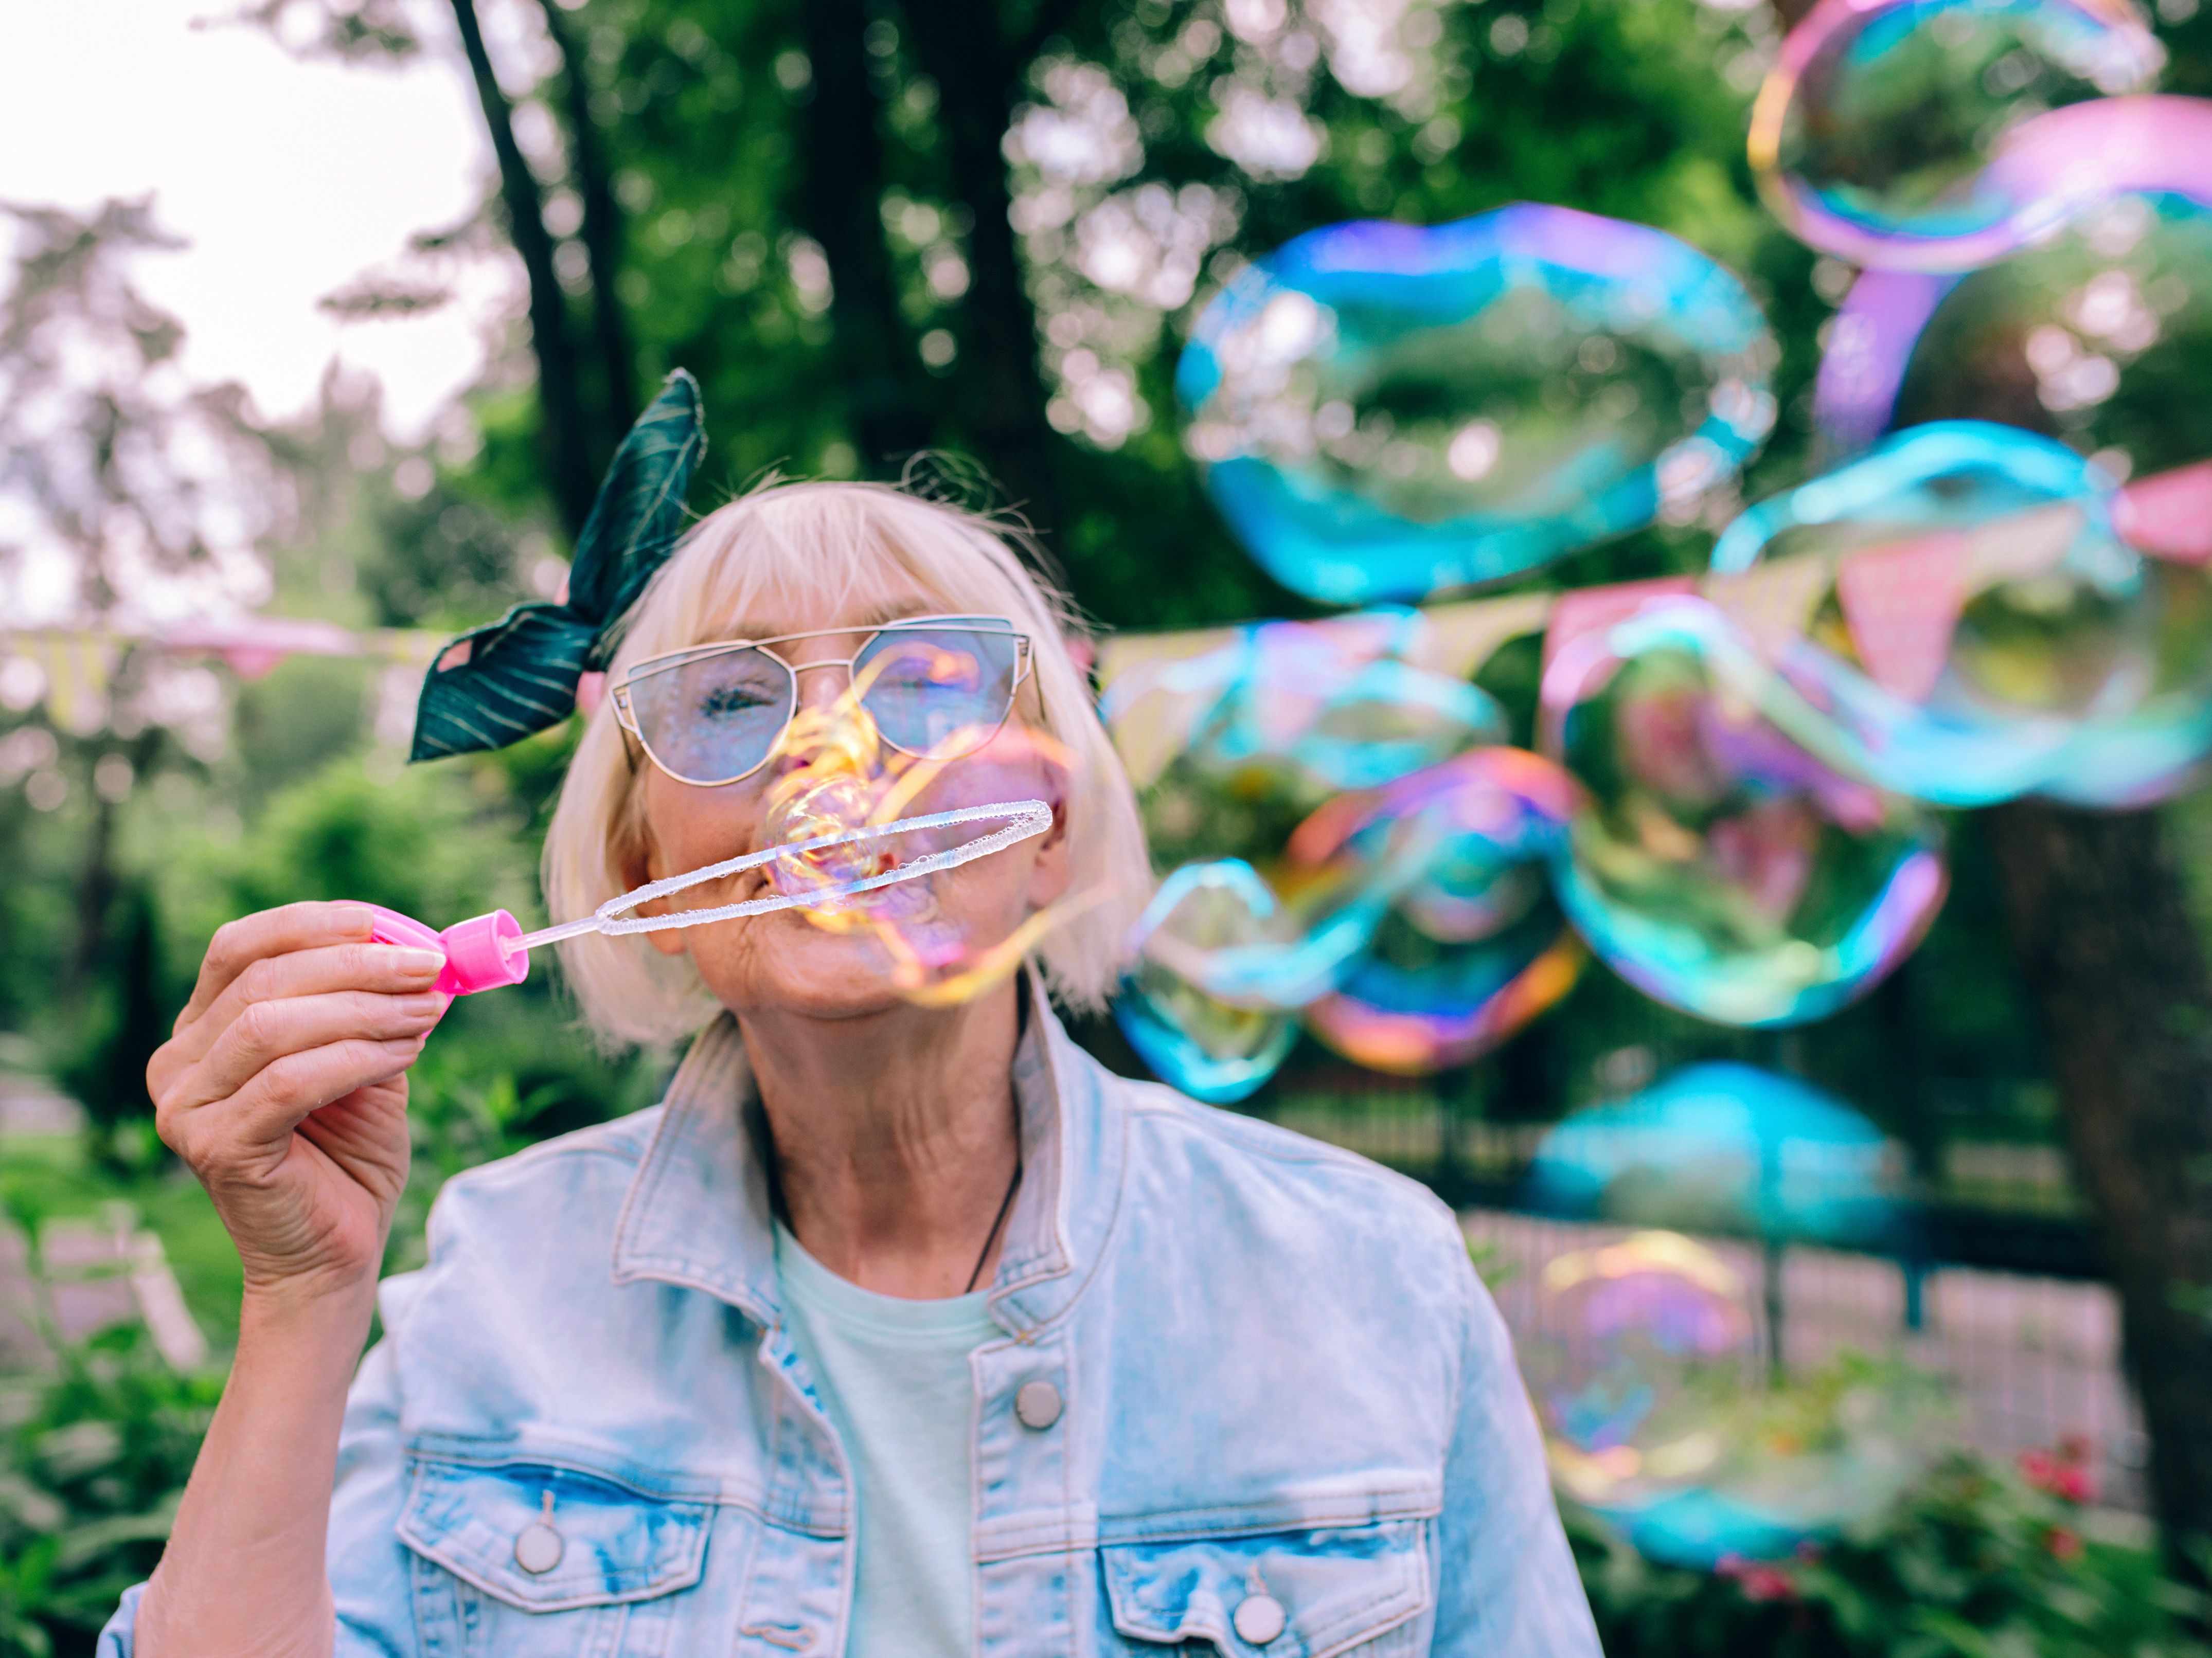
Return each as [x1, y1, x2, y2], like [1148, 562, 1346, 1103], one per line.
[1526, 1234, 1930, 1566]
[1288, 747, 1586, 1072]
[1525, 1232, 1757, 1518]
[1100, 607, 1507, 796]
[1305, 905, 1585, 1074]
[1750, 0, 2162, 271]
[1708, 422, 2153, 804]
[1541, 597, 1948, 1026]
[745, 687, 1093, 1007]
[1821, 187, 2212, 463]
[1814, 191, 2212, 805]
[1524, 1064, 1907, 1250]
[1179, 205, 1777, 605]
[1114, 860, 1304, 1103]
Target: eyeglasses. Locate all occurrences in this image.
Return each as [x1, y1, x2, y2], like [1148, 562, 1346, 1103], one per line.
[610, 615, 1034, 786]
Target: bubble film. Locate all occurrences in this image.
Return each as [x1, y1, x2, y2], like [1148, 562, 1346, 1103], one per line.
[1750, 0, 2162, 271]
[633, 678, 1090, 1008]
[1099, 606, 1507, 795]
[1816, 192, 2212, 804]
[1526, 1231, 1930, 1566]
[1179, 205, 1778, 605]
[1524, 1063, 1905, 1249]
[1709, 422, 2153, 805]
[1525, 1233, 1758, 1519]
[1820, 187, 2212, 459]
[1114, 860, 1303, 1103]
[1541, 597, 1948, 1026]
[1287, 748, 1586, 1072]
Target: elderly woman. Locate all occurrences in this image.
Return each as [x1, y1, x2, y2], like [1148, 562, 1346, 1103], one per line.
[103, 381, 1597, 1657]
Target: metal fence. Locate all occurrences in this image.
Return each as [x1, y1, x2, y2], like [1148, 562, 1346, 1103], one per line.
[1252, 1075, 2149, 1511]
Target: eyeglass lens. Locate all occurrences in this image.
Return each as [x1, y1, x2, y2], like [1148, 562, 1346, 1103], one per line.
[627, 622, 1023, 784]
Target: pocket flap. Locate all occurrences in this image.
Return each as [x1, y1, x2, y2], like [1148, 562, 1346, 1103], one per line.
[398, 1455, 712, 1612]
[1101, 1522, 1429, 1657]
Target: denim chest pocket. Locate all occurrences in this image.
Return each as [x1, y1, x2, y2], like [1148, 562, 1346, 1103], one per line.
[397, 1453, 713, 1657]
[1100, 1520, 1431, 1657]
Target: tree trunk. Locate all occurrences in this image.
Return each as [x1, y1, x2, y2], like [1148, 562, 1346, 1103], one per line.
[900, 1, 1063, 534]
[1984, 798, 2212, 1564]
[796, 0, 941, 474]
[449, 0, 597, 538]
[534, 0, 637, 445]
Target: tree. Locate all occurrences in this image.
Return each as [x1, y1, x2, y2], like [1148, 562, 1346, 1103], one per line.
[246, 0, 2212, 1560]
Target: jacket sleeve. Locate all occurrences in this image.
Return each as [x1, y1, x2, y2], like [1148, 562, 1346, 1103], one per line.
[1430, 1253, 1603, 1656]
[93, 1271, 428, 1658]
[326, 1269, 430, 1656]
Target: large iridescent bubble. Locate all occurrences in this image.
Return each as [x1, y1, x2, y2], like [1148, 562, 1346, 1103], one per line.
[1813, 186, 2212, 804]
[1541, 597, 1948, 1026]
[1524, 1233, 1761, 1542]
[1818, 184, 2212, 457]
[1114, 860, 1304, 1104]
[1749, 0, 2163, 271]
[1287, 748, 1586, 1072]
[1524, 1064, 1906, 1250]
[1179, 205, 1778, 605]
[1527, 1231, 1930, 1565]
[1708, 422, 2152, 805]
[1099, 607, 1506, 796]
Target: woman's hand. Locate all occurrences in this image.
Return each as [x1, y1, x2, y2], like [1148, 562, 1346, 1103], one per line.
[149, 902, 448, 1307]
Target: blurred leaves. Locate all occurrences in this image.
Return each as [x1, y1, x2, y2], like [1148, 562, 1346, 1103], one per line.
[1573, 1448, 2212, 1658]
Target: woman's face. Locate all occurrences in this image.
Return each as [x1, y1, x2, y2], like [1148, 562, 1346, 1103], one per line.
[623, 579, 1074, 1022]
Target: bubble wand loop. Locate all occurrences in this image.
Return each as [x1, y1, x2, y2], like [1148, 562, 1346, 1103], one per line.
[361, 799, 1056, 999]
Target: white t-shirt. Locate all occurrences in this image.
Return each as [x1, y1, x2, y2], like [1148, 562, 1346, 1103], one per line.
[774, 1223, 997, 1657]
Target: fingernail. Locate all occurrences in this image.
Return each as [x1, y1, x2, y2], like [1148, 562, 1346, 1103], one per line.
[380, 947, 447, 975]
[382, 1036, 427, 1057]
[397, 993, 447, 1017]
[332, 903, 377, 936]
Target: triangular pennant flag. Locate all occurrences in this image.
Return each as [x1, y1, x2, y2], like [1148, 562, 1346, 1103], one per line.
[1834, 531, 1971, 702]
[1541, 576, 1699, 672]
[1702, 553, 1829, 663]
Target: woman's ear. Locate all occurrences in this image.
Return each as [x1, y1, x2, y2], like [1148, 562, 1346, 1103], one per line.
[1024, 796, 1074, 910]
[616, 816, 691, 958]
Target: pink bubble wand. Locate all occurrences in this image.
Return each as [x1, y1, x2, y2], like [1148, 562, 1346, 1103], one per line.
[362, 799, 1055, 998]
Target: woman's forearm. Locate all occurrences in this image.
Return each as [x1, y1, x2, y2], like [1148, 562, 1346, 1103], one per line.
[135, 1283, 376, 1658]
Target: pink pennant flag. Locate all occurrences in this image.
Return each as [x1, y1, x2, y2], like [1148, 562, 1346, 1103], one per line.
[1834, 531, 1970, 702]
[2114, 460, 2212, 565]
[1541, 575, 1698, 672]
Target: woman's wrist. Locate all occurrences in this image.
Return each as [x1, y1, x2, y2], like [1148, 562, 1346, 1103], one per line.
[237, 1272, 380, 1364]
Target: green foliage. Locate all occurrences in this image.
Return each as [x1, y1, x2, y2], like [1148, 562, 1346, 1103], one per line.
[1570, 1451, 2212, 1658]
[0, 1223, 221, 1657]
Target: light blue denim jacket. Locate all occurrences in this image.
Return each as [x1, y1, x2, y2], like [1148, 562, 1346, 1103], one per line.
[102, 993, 1599, 1656]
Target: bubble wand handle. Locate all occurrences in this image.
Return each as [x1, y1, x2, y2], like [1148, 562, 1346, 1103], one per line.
[363, 798, 1055, 998]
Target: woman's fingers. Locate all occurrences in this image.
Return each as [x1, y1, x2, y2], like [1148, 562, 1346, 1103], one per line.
[162, 1036, 425, 1168]
[177, 902, 381, 1029]
[181, 988, 447, 1111]
[161, 941, 447, 1081]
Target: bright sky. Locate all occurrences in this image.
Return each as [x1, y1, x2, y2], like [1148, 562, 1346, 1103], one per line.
[0, 0, 501, 439]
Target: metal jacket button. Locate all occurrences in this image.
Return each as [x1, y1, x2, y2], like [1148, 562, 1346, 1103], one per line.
[1014, 1379, 1063, 1429]
[1233, 1592, 1287, 1646]
[514, 1491, 564, 1575]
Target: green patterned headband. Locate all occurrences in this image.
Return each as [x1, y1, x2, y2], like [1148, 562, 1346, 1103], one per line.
[409, 369, 706, 762]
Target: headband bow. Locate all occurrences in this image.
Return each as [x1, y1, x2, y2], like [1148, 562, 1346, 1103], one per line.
[409, 369, 707, 762]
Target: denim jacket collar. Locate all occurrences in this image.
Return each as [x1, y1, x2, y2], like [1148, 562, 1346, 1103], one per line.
[608, 972, 1126, 1337]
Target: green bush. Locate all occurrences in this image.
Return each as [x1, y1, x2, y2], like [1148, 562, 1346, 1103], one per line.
[1571, 1450, 2212, 1658]
[0, 1231, 220, 1658]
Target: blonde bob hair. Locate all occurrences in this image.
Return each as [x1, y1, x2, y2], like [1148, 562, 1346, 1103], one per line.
[541, 478, 1152, 1047]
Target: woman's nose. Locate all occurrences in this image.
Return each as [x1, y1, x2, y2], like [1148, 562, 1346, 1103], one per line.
[790, 662, 850, 714]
